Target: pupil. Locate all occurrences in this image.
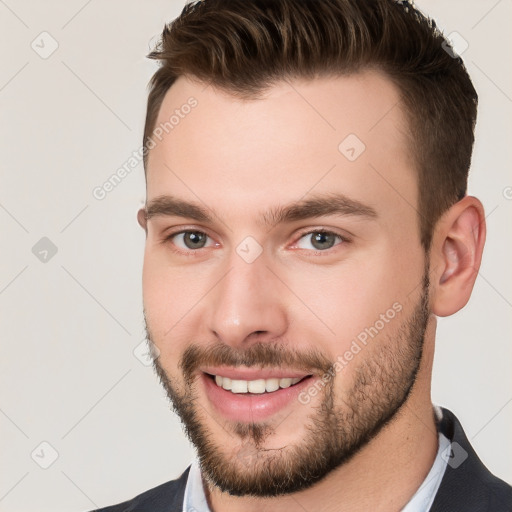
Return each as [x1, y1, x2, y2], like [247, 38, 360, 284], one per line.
[312, 232, 335, 250]
[185, 232, 206, 249]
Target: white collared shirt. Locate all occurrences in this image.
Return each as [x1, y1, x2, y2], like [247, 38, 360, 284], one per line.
[182, 432, 450, 512]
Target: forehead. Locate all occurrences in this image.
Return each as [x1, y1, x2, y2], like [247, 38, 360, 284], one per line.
[146, 71, 417, 226]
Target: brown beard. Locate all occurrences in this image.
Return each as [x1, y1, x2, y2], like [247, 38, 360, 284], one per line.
[148, 266, 430, 497]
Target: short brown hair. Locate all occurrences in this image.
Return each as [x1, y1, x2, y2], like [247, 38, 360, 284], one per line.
[143, 0, 478, 250]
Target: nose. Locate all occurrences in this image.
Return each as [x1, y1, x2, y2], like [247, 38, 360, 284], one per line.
[206, 254, 288, 348]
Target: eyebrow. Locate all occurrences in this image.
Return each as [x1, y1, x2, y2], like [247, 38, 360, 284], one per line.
[144, 193, 378, 227]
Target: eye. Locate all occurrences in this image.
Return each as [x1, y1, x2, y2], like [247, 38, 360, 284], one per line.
[169, 231, 214, 250]
[295, 230, 345, 251]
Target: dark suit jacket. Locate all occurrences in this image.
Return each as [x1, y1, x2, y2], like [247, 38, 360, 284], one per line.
[91, 408, 512, 511]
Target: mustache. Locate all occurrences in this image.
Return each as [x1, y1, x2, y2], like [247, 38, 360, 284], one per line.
[179, 341, 333, 383]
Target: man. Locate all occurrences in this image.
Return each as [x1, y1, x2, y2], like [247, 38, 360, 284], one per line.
[94, 0, 512, 510]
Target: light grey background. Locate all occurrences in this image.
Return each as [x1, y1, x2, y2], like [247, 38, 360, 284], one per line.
[0, 1, 510, 511]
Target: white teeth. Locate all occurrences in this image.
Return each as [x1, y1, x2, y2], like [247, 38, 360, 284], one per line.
[212, 375, 303, 394]
[265, 378, 280, 392]
[221, 377, 232, 391]
[230, 380, 248, 393]
[247, 379, 266, 394]
[279, 378, 293, 389]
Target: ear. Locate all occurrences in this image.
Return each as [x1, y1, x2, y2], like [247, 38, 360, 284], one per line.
[430, 196, 486, 317]
[137, 207, 148, 233]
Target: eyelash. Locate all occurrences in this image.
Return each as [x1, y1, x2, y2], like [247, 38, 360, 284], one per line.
[162, 228, 350, 256]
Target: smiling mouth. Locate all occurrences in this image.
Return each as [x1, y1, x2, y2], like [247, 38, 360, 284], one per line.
[204, 372, 312, 395]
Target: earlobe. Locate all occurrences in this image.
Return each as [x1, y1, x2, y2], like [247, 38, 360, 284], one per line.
[431, 196, 486, 317]
[137, 207, 148, 233]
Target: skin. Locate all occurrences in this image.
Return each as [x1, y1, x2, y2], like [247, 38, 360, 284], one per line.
[138, 71, 486, 512]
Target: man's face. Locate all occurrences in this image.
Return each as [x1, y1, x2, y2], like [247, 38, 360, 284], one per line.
[141, 72, 430, 496]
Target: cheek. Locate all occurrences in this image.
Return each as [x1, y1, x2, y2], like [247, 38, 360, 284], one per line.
[142, 260, 188, 378]
[142, 250, 190, 343]
[286, 250, 420, 355]
[142, 252, 169, 334]
[142, 249, 216, 351]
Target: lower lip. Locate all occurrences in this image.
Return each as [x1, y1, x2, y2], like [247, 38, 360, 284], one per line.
[201, 373, 315, 422]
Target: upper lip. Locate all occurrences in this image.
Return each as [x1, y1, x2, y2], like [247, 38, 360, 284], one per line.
[201, 366, 312, 381]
